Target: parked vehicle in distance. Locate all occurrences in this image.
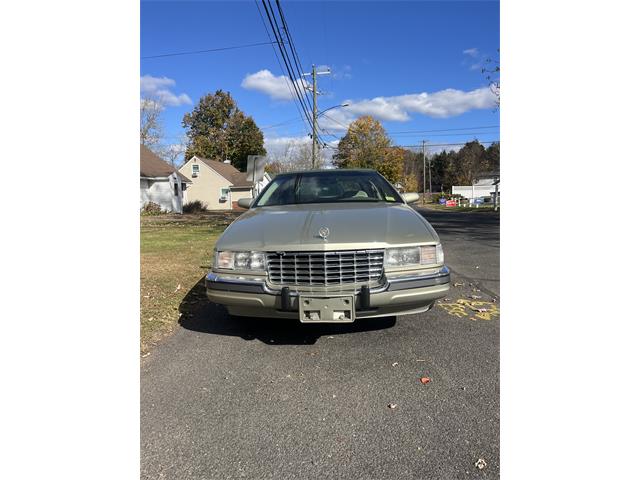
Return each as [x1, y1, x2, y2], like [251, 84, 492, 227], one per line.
[206, 169, 450, 323]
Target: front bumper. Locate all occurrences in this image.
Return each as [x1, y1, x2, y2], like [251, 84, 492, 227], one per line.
[205, 266, 450, 319]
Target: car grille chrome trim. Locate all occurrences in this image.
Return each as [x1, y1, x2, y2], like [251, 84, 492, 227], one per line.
[266, 249, 385, 286]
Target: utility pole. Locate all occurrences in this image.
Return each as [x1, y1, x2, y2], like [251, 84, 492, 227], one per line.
[311, 65, 318, 169]
[304, 65, 330, 170]
[422, 140, 426, 204]
[428, 151, 432, 198]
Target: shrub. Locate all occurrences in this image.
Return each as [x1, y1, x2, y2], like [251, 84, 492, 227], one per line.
[183, 200, 208, 214]
[141, 202, 163, 216]
[431, 193, 445, 203]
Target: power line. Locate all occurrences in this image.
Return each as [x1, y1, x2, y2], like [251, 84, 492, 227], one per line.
[162, 125, 499, 138]
[274, 0, 315, 115]
[259, 0, 314, 133]
[151, 139, 499, 150]
[387, 125, 500, 134]
[141, 40, 280, 59]
[254, 0, 313, 137]
[391, 131, 500, 138]
[260, 116, 305, 130]
[396, 140, 500, 148]
[319, 112, 351, 130]
[263, 0, 312, 118]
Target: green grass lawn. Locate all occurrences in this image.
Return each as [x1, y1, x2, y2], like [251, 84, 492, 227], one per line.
[140, 213, 238, 353]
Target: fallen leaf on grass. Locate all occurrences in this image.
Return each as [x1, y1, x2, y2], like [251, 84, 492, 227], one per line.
[142, 352, 150, 358]
[469, 294, 482, 299]
[174, 284, 181, 293]
[419, 377, 431, 384]
[392, 362, 399, 367]
[453, 282, 464, 287]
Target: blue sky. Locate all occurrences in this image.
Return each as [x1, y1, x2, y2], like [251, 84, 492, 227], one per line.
[141, 0, 499, 159]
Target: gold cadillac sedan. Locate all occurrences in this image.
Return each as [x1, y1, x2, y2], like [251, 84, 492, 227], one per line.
[206, 169, 450, 323]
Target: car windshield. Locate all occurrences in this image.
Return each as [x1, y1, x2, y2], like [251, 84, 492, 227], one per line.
[254, 171, 403, 207]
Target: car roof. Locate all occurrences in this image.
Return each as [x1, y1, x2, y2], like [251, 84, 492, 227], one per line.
[275, 169, 378, 176]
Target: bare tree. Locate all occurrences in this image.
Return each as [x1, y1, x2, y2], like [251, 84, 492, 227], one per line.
[266, 139, 314, 173]
[140, 97, 164, 148]
[482, 50, 500, 108]
[290, 141, 313, 171]
[160, 138, 187, 168]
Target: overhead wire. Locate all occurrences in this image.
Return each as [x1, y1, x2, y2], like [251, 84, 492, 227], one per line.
[259, 0, 315, 134]
[274, 0, 315, 115]
[254, 0, 313, 138]
[141, 41, 280, 59]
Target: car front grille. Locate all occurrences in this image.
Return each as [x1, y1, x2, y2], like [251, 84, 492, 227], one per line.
[266, 249, 385, 286]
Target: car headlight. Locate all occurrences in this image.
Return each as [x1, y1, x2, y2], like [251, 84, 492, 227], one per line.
[385, 244, 444, 267]
[215, 251, 266, 271]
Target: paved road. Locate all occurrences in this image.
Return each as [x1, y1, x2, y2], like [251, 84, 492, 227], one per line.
[141, 209, 500, 480]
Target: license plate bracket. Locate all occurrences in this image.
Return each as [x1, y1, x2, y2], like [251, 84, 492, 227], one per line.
[298, 295, 355, 323]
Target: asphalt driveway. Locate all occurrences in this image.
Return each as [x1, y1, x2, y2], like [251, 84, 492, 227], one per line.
[141, 208, 500, 479]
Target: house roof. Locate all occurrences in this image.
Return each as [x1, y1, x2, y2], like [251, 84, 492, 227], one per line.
[140, 145, 191, 183]
[195, 156, 253, 187]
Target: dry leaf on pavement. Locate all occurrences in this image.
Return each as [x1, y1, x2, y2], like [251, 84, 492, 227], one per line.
[475, 458, 487, 470]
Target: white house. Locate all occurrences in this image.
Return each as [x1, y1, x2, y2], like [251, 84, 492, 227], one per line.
[178, 155, 271, 210]
[452, 174, 500, 201]
[140, 145, 191, 213]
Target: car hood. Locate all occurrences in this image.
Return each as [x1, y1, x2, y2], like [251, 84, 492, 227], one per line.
[215, 202, 439, 252]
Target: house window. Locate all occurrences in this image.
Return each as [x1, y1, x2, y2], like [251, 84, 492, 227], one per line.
[174, 182, 179, 197]
[220, 187, 230, 201]
[192, 164, 199, 177]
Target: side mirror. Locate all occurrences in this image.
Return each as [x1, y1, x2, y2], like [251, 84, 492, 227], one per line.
[237, 198, 253, 209]
[401, 192, 420, 204]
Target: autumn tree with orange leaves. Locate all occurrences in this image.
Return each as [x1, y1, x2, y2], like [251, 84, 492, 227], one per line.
[332, 116, 403, 184]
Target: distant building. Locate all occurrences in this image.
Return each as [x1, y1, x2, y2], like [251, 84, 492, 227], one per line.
[179, 156, 271, 210]
[452, 173, 500, 201]
[140, 145, 191, 213]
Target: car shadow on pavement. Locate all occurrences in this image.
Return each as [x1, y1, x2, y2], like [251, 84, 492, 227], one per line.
[178, 276, 396, 345]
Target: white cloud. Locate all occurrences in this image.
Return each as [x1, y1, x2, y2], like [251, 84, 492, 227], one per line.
[345, 97, 410, 122]
[463, 48, 479, 57]
[140, 75, 192, 107]
[241, 69, 309, 101]
[318, 87, 496, 131]
[245, 69, 496, 132]
[264, 135, 310, 149]
[428, 143, 465, 155]
[391, 88, 496, 117]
